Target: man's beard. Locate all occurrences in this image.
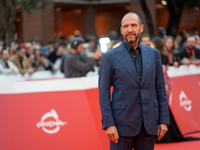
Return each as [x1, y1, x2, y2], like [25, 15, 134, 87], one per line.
[124, 32, 140, 44]
[187, 45, 194, 50]
[3, 58, 9, 62]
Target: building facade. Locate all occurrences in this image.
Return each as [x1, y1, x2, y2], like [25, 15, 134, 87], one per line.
[4, 0, 200, 43]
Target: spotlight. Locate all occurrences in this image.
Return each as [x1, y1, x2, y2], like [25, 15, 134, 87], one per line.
[99, 37, 110, 53]
[161, 0, 167, 5]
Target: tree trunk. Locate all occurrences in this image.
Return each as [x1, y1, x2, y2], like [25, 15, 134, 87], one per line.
[5, 23, 15, 47]
[139, 0, 154, 37]
[0, 0, 16, 47]
[166, 0, 184, 37]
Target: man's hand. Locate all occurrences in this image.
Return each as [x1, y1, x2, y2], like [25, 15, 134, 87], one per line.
[173, 61, 179, 67]
[190, 60, 200, 66]
[157, 124, 168, 141]
[26, 68, 34, 74]
[106, 126, 119, 144]
[181, 57, 190, 65]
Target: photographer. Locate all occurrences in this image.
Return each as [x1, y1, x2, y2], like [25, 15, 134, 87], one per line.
[63, 37, 102, 78]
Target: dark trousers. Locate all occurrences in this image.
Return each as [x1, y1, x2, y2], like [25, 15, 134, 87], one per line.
[110, 124, 155, 150]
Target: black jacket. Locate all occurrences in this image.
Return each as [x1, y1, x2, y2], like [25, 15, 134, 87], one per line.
[180, 46, 200, 60]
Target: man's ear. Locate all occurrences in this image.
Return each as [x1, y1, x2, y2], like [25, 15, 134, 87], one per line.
[140, 24, 144, 33]
[120, 27, 123, 35]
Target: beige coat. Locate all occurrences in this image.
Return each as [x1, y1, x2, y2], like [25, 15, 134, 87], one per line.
[10, 55, 32, 75]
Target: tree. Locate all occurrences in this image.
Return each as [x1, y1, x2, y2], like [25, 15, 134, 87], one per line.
[166, 0, 200, 37]
[0, 0, 50, 47]
[139, 0, 154, 37]
[130, 0, 155, 37]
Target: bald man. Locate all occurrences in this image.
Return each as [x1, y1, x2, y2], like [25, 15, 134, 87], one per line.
[99, 12, 170, 150]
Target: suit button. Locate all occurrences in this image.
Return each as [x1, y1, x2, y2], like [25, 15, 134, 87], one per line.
[140, 88, 142, 90]
[138, 102, 141, 105]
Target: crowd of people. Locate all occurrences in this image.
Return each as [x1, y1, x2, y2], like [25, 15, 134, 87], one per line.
[0, 36, 102, 78]
[140, 31, 200, 67]
[0, 29, 200, 78]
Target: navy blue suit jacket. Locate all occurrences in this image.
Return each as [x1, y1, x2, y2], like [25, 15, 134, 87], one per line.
[98, 42, 170, 136]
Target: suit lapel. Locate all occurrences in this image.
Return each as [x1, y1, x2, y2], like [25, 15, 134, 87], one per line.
[114, 44, 140, 85]
[140, 44, 152, 86]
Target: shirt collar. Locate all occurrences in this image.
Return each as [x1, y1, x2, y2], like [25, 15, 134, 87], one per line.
[123, 41, 141, 53]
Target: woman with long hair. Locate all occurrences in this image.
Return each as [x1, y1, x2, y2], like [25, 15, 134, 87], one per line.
[151, 37, 184, 143]
[164, 36, 179, 67]
[151, 37, 171, 103]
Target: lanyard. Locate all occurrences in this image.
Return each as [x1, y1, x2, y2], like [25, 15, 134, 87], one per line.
[185, 47, 195, 58]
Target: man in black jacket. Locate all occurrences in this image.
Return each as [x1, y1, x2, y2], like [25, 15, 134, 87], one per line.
[180, 36, 200, 66]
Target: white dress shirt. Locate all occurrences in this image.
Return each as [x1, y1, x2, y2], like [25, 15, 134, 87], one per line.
[0, 59, 19, 75]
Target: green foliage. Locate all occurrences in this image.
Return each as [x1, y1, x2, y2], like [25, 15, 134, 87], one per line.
[16, 0, 50, 13]
[0, 0, 50, 46]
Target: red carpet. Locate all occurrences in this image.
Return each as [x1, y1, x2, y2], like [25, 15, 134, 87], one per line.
[155, 133, 200, 150]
